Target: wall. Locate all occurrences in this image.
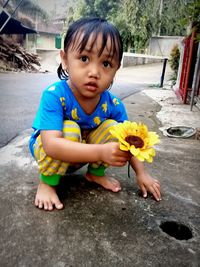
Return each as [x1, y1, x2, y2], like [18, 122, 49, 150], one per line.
[36, 32, 57, 50]
[149, 36, 184, 57]
[121, 36, 184, 68]
[121, 52, 164, 68]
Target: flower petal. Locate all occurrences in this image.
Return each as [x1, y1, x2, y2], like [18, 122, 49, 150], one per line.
[109, 121, 159, 163]
[120, 143, 130, 151]
[130, 147, 140, 156]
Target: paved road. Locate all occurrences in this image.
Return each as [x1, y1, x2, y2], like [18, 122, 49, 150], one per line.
[0, 73, 58, 147]
[1, 87, 200, 267]
[0, 63, 170, 147]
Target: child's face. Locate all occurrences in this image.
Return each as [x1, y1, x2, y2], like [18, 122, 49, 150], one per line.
[61, 33, 120, 100]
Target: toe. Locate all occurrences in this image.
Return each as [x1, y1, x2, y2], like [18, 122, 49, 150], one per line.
[38, 200, 44, 209]
[44, 201, 50, 210]
[48, 203, 54, 211]
[113, 185, 121, 192]
[54, 201, 63, 210]
[35, 198, 39, 207]
[111, 178, 121, 192]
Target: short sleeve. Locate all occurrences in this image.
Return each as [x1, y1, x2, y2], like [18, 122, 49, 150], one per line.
[109, 94, 128, 122]
[32, 86, 64, 131]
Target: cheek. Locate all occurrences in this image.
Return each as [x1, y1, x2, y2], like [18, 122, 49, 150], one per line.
[101, 72, 115, 87]
[67, 61, 81, 75]
[104, 69, 117, 80]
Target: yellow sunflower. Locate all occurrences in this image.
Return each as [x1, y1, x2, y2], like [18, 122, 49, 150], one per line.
[110, 121, 160, 163]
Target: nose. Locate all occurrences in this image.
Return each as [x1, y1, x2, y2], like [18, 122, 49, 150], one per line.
[88, 63, 100, 79]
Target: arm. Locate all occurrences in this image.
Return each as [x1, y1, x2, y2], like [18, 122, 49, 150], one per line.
[41, 130, 130, 167]
[130, 156, 161, 201]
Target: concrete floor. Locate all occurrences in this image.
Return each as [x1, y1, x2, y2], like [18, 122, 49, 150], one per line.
[0, 80, 200, 266]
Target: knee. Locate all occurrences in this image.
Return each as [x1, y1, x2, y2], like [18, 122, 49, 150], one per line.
[62, 120, 81, 142]
[101, 119, 118, 128]
[106, 119, 117, 124]
[63, 120, 80, 128]
[100, 119, 118, 132]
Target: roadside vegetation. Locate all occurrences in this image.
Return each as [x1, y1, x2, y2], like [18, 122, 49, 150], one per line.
[0, 0, 199, 73]
[69, 0, 197, 52]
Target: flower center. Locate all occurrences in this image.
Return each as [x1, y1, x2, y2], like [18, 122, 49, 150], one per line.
[125, 135, 144, 148]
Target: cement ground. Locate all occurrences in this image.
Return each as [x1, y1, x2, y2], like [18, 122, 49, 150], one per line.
[0, 65, 200, 267]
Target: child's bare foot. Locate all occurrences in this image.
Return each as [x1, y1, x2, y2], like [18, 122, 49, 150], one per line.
[35, 181, 63, 211]
[85, 172, 121, 192]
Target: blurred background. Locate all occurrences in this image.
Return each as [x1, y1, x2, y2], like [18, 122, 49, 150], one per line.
[0, 0, 199, 103]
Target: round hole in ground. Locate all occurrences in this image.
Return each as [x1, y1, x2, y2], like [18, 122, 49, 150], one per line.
[159, 221, 193, 240]
[166, 126, 196, 138]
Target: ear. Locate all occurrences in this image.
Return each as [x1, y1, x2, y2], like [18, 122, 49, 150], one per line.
[60, 50, 68, 71]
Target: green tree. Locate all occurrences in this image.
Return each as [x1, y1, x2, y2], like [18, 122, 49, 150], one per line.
[160, 0, 188, 36]
[66, 0, 192, 52]
[113, 0, 160, 52]
[73, 0, 120, 20]
[113, 0, 138, 51]
[169, 44, 180, 83]
[71, 0, 161, 51]
[183, 0, 200, 41]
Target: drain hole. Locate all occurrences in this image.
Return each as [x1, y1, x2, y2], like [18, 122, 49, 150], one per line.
[165, 126, 196, 138]
[160, 221, 193, 240]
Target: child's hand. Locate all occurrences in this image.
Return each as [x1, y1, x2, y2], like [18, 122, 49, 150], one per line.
[136, 171, 161, 201]
[101, 142, 131, 167]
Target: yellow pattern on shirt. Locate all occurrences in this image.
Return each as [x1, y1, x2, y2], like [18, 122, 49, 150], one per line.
[93, 116, 101, 125]
[71, 108, 80, 120]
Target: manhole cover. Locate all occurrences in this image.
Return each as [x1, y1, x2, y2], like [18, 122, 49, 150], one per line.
[160, 221, 193, 240]
[165, 126, 196, 138]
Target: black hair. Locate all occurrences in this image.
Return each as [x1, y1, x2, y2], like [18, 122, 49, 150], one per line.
[57, 17, 123, 80]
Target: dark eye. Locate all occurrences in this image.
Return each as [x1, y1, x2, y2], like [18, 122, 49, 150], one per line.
[103, 61, 111, 68]
[80, 56, 89, 62]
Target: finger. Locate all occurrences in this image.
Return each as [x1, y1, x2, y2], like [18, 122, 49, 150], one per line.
[151, 185, 161, 201]
[153, 183, 161, 199]
[116, 150, 130, 157]
[154, 179, 160, 186]
[141, 185, 147, 198]
[111, 157, 128, 165]
[111, 161, 127, 167]
[117, 156, 129, 161]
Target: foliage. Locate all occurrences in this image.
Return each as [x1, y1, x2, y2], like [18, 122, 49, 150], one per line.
[72, 0, 120, 21]
[169, 44, 180, 82]
[183, 0, 200, 42]
[112, 0, 138, 51]
[160, 0, 188, 36]
[184, 0, 200, 27]
[72, 0, 161, 52]
[66, 0, 197, 51]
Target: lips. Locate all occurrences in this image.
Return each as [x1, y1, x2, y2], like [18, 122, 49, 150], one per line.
[84, 82, 98, 91]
